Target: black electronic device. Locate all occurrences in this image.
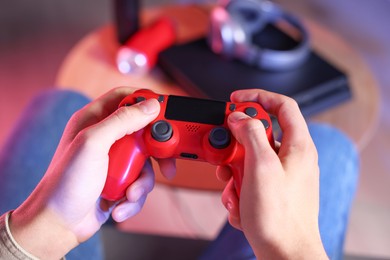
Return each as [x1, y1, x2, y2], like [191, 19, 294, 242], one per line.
[114, 0, 140, 44]
[158, 24, 351, 118]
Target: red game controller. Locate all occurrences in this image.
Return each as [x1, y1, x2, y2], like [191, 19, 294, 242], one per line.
[102, 89, 274, 201]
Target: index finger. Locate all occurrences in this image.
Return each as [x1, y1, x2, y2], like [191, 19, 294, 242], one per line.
[70, 87, 137, 132]
[55, 87, 137, 153]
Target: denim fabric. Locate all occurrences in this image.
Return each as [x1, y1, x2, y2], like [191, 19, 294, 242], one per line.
[313, 123, 359, 260]
[0, 89, 102, 260]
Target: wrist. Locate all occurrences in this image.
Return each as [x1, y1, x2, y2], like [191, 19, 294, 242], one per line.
[9, 207, 78, 260]
[252, 233, 328, 260]
[254, 245, 328, 260]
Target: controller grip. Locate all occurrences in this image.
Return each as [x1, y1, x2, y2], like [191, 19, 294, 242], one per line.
[102, 134, 147, 201]
[227, 144, 246, 197]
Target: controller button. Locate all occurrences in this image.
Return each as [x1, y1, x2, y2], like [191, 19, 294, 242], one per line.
[229, 104, 236, 111]
[151, 120, 173, 142]
[209, 127, 231, 149]
[124, 103, 132, 106]
[158, 95, 165, 102]
[260, 119, 270, 129]
[245, 107, 258, 118]
[136, 96, 146, 103]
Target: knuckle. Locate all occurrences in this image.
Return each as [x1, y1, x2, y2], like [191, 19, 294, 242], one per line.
[285, 96, 299, 108]
[241, 117, 264, 134]
[72, 126, 102, 153]
[113, 106, 137, 123]
[67, 108, 84, 126]
[279, 97, 300, 115]
[290, 137, 318, 162]
[235, 118, 265, 145]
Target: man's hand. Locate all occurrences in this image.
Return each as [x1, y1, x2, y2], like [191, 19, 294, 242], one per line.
[9, 87, 176, 259]
[218, 89, 328, 259]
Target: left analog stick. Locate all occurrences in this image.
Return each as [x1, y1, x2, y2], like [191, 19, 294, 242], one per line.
[151, 120, 173, 142]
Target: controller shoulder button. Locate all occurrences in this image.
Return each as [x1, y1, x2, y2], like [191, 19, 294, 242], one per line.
[136, 96, 146, 103]
[260, 119, 270, 129]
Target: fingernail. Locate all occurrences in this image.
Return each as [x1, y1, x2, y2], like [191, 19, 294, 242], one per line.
[229, 112, 248, 123]
[115, 207, 129, 222]
[138, 99, 159, 114]
[130, 187, 145, 202]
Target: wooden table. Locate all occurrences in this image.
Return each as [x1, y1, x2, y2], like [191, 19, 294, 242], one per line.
[55, 4, 380, 239]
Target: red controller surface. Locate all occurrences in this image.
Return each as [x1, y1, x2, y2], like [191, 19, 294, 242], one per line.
[102, 89, 274, 201]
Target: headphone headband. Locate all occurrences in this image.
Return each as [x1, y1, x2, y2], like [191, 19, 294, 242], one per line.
[209, 0, 310, 71]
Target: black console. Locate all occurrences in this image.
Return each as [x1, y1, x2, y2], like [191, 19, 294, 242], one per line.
[158, 24, 351, 118]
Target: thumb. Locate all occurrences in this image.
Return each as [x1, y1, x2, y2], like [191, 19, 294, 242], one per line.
[228, 112, 278, 172]
[79, 98, 160, 152]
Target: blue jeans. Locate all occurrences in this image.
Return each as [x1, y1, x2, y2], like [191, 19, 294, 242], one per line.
[0, 90, 359, 260]
[0, 90, 102, 259]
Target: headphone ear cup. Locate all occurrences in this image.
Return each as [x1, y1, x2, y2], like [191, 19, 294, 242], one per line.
[208, 6, 248, 59]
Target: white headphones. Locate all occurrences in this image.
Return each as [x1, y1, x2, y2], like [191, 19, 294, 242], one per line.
[208, 0, 310, 71]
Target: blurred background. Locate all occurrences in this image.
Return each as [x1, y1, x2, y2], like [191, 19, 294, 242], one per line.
[1, 0, 389, 259]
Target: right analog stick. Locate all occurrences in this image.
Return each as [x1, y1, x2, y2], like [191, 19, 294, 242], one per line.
[209, 127, 231, 149]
